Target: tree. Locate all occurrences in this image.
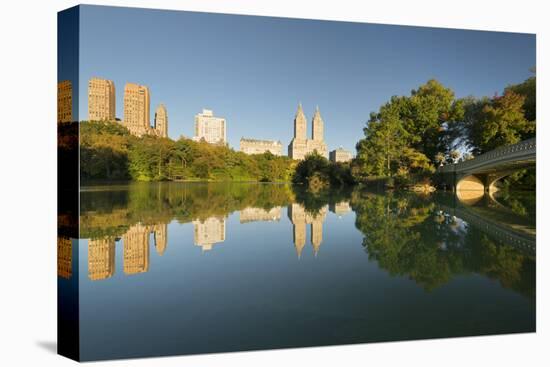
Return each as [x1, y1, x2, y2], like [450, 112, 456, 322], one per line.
[405, 79, 464, 160]
[472, 90, 534, 153]
[292, 153, 330, 190]
[506, 71, 536, 122]
[355, 100, 409, 178]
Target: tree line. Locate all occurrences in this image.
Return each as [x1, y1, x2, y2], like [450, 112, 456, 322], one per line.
[79, 121, 295, 183]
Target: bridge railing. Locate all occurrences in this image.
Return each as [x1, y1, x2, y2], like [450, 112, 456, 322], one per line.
[439, 137, 536, 173]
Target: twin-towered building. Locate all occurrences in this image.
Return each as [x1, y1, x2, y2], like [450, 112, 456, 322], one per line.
[238, 103, 331, 159]
[288, 104, 328, 160]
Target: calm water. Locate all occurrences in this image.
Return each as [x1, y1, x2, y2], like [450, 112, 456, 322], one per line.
[62, 182, 535, 361]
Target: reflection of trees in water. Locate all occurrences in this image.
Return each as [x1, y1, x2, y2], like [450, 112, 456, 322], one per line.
[351, 191, 535, 298]
[80, 182, 295, 239]
[492, 190, 536, 219]
[79, 183, 535, 298]
[292, 185, 353, 217]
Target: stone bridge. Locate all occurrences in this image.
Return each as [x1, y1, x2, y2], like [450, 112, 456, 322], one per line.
[438, 138, 536, 196]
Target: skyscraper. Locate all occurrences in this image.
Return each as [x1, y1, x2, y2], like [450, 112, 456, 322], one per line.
[57, 80, 73, 123]
[124, 82, 150, 137]
[88, 77, 115, 121]
[193, 109, 226, 144]
[154, 104, 168, 138]
[288, 104, 328, 159]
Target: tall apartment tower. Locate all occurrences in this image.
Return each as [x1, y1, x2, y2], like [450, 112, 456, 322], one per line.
[154, 104, 168, 138]
[288, 104, 328, 159]
[288, 103, 308, 159]
[312, 106, 324, 141]
[57, 80, 73, 123]
[88, 77, 115, 121]
[123, 82, 150, 137]
[294, 103, 307, 140]
[192, 109, 226, 144]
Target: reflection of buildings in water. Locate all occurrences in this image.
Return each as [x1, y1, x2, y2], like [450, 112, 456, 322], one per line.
[58, 236, 72, 279]
[86, 222, 168, 280]
[152, 224, 168, 256]
[330, 201, 351, 217]
[239, 207, 282, 223]
[88, 238, 115, 280]
[192, 217, 226, 251]
[123, 223, 150, 275]
[288, 204, 328, 257]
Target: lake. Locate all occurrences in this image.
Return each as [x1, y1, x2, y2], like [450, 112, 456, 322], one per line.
[60, 182, 535, 361]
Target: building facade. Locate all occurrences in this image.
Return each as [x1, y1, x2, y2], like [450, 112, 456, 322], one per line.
[154, 104, 168, 138]
[329, 147, 353, 163]
[57, 80, 73, 123]
[240, 138, 282, 155]
[193, 109, 226, 144]
[288, 104, 328, 160]
[123, 82, 150, 137]
[88, 77, 116, 121]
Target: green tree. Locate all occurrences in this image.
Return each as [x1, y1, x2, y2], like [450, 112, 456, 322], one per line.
[469, 90, 534, 153]
[506, 71, 535, 122]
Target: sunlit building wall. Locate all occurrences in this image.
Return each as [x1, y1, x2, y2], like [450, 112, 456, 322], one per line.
[57, 80, 73, 123]
[193, 109, 226, 144]
[88, 77, 116, 121]
[124, 82, 150, 137]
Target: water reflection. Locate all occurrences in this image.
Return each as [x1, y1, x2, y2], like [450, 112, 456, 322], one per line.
[72, 183, 534, 301]
[57, 236, 72, 279]
[193, 217, 226, 251]
[288, 203, 328, 257]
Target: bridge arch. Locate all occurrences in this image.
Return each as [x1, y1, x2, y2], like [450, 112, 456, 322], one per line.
[438, 138, 536, 195]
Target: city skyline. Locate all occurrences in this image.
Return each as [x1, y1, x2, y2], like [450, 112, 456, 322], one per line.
[67, 5, 536, 154]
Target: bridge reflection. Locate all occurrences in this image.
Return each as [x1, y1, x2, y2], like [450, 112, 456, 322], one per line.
[438, 195, 535, 256]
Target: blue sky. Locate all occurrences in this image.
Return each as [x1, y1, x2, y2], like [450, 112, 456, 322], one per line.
[75, 5, 535, 153]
